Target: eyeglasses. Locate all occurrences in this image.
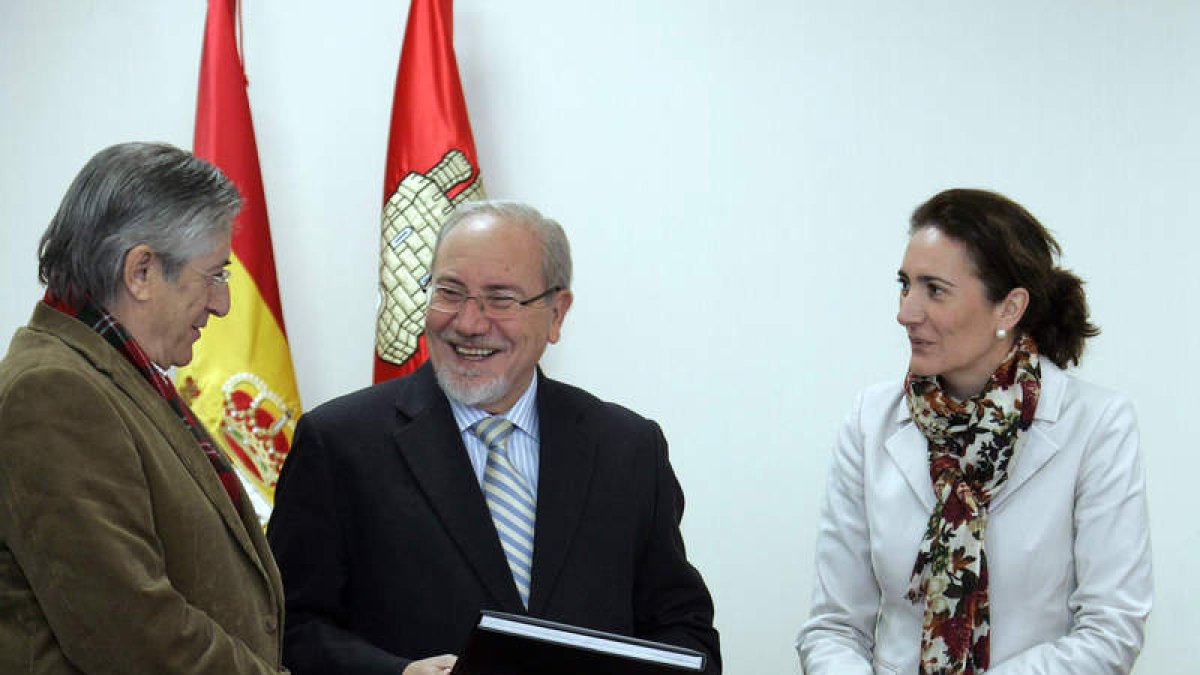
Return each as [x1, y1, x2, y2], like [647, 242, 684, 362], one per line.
[426, 284, 562, 319]
[191, 265, 232, 287]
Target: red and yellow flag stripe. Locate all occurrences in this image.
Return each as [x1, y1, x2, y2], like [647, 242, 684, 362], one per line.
[179, 0, 301, 520]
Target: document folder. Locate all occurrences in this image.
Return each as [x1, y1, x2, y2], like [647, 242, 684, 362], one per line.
[451, 610, 706, 674]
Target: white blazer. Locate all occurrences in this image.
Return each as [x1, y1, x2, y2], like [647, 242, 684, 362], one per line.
[797, 361, 1152, 674]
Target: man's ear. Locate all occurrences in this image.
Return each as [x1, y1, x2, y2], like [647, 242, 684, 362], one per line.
[546, 289, 573, 344]
[997, 286, 1030, 332]
[123, 244, 157, 301]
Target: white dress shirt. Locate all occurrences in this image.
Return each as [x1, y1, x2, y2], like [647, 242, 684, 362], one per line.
[449, 375, 540, 499]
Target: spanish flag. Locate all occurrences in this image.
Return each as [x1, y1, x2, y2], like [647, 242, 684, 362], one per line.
[178, 0, 302, 522]
[374, 0, 485, 383]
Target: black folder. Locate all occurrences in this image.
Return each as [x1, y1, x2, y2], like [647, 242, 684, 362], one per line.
[451, 610, 707, 675]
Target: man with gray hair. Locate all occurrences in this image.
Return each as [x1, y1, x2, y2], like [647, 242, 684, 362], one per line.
[268, 201, 721, 675]
[0, 142, 287, 673]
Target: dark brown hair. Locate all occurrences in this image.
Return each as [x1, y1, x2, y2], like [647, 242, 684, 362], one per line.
[910, 188, 1099, 368]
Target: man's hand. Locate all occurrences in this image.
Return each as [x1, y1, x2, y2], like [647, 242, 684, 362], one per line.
[402, 654, 457, 675]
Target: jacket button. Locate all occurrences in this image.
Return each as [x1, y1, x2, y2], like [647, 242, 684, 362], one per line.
[264, 616, 278, 633]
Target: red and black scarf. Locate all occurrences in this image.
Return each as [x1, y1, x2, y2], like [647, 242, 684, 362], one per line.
[45, 293, 243, 508]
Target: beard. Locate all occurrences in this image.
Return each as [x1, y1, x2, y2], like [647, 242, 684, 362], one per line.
[434, 363, 511, 408]
[429, 325, 514, 408]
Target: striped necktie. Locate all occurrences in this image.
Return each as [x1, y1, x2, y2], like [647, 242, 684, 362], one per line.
[472, 416, 536, 607]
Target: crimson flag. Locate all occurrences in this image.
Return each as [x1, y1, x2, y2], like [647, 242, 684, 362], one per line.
[374, 0, 485, 383]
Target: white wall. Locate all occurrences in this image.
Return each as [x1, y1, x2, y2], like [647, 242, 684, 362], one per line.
[2, 1, 1197, 672]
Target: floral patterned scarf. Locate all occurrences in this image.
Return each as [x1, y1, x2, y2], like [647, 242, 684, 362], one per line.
[904, 334, 1041, 674]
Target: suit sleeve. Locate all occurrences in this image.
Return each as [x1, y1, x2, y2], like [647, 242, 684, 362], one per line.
[267, 414, 412, 675]
[631, 421, 722, 674]
[796, 390, 877, 675]
[987, 396, 1152, 674]
[0, 367, 280, 674]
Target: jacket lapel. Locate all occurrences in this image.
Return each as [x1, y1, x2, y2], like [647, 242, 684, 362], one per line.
[37, 305, 266, 576]
[527, 373, 595, 614]
[113, 363, 265, 569]
[391, 365, 525, 611]
[883, 408, 938, 513]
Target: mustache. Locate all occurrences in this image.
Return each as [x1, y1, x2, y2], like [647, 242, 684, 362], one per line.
[436, 328, 511, 351]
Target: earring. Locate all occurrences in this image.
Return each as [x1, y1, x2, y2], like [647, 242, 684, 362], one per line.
[995, 328, 1008, 339]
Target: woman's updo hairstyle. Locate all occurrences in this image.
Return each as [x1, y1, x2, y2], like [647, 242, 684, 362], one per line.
[910, 188, 1099, 368]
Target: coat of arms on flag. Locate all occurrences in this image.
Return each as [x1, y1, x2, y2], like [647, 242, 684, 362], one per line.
[377, 149, 484, 366]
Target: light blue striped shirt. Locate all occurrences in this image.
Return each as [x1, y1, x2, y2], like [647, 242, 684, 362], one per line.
[448, 376, 540, 500]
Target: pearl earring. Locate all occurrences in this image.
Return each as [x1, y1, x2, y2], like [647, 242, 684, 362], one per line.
[996, 328, 1008, 339]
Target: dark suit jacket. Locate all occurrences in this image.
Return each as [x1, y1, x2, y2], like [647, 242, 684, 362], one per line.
[0, 303, 286, 673]
[267, 363, 720, 674]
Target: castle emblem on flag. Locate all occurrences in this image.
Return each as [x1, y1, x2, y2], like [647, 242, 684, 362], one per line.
[376, 149, 484, 365]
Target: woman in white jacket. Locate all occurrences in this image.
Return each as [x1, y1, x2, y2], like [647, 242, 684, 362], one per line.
[797, 189, 1152, 675]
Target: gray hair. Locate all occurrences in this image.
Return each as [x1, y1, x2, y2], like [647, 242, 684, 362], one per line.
[434, 200, 572, 290]
[38, 142, 242, 307]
